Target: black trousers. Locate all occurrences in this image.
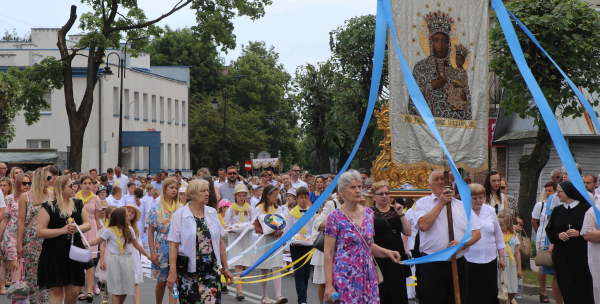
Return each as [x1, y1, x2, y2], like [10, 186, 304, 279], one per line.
[417, 256, 469, 304]
[467, 260, 499, 304]
[290, 245, 312, 304]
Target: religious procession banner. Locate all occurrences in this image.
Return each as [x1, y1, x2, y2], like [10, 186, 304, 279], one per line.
[389, 0, 488, 172]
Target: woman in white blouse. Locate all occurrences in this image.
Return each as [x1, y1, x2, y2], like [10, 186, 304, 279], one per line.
[464, 183, 506, 304]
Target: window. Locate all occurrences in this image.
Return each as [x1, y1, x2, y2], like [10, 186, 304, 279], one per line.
[175, 144, 179, 169]
[42, 92, 51, 112]
[143, 93, 148, 121]
[151, 95, 157, 121]
[27, 140, 50, 148]
[124, 89, 130, 117]
[182, 144, 186, 169]
[160, 97, 165, 122]
[168, 144, 172, 169]
[175, 99, 179, 124]
[113, 87, 119, 115]
[182, 100, 186, 125]
[161, 143, 165, 169]
[134, 91, 140, 119]
[167, 98, 172, 124]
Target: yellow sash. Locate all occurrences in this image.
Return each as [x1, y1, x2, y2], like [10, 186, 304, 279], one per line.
[165, 201, 178, 223]
[103, 218, 109, 228]
[110, 227, 125, 254]
[231, 202, 250, 221]
[219, 214, 225, 227]
[503, 232, 516, 265]
[288, 206, 307, 234]
[77, 191, 95, 204]
[259, 204, 276, 215]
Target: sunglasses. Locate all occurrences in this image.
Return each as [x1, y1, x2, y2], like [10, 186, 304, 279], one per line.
[22, 182, 32, 186]
[500, 186, 506, 190]
[228, 172, 238, 176]
[46, 176, 52, 181]
[291, 170, 301, 173]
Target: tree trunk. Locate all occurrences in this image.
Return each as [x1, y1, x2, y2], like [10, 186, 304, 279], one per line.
[335, 139, 351, 174]
[315, 139, 331, 174]
[517, 128, 552, 269]
[358, 125, 375, 172]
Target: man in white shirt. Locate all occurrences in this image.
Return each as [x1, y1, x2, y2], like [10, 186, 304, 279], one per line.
[289, 165, 307, 189]
[250, 185, 263, 208]
[106, 187, 124, 207]
[214, 168, 227, 188]
[415, 169, 481, 304]
[122, 182, 136, 203]
[114, 166, 129, 192]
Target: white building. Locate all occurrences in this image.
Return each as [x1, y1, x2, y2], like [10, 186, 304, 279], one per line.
[0, 28, 192, 176]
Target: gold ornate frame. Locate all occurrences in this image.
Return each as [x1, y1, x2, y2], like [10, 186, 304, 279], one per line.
[370, 103, 432, 190]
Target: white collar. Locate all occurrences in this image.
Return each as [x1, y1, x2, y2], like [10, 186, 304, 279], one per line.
[182, 203, 216, 218]
[565, 200, 580, 209]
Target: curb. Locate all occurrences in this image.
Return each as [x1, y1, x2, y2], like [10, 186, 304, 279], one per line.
[522, 284, 555, 299]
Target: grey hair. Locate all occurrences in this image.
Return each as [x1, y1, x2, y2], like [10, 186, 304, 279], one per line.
[551, 168, 563, 176]
[338, 170, 362, 192]
[429, 169, 444, 184]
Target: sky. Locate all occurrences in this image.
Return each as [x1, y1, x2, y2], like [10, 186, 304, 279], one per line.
[1, 0, 377, 74]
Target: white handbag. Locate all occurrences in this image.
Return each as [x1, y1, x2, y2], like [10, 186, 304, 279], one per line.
[69, 224, 95, 263]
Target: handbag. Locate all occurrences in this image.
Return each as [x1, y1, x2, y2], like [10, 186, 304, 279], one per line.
[339, 207, 384, 284]
[535, 246, 553, 267]
[313, 200, 338, 252]
[497, 270, 508, 301]
[372, 206, 412, 277]
[7, 259, 28, 300]
[69, 224, 94, 263]
[518, 230, 532, 258]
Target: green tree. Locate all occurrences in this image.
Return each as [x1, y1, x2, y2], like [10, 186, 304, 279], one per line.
[2, 29, 30, 41]
[52, 0, 271, 172]
[328, 14, 389, 172]
[490, 0, 600, 234]
[189, 94, 271, 173]
[226, 41, 300, 172]
[145, 26, 223, 96]
[0, 58, 64, 144]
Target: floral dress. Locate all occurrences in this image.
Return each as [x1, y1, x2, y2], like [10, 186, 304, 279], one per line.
[147, 204, 174, 281]
[2, 195, 18, 260]
[325, 207, 379, 304]
[22, 193, 50, 303]
[177, 216, 221, 304]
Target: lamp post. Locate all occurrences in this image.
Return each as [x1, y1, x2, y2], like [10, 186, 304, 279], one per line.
[250, 152, 254, 177]
[268, 97, 292, 174]
[103, 36, 148, 168]
[211, 75, 246, 168]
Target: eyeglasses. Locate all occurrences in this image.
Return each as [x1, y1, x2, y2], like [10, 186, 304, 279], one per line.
[374, 192, 390, 197]
[556, 190, 564, 194]
[291, 170, 301, 173]
[228, 172, 238, 176]
[500, 186, 506, 190]
[22, 182, 32, 186]
[46, 176, 52, 181]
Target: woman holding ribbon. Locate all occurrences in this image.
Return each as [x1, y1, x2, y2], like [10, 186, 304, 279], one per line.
[166, 179, 233, 304]
[546, 181, 594, 303]
[147, 178, 181, 304]
[225, 184, 254, 300]
[324, 170, 401, 304]
[36, 175, 92, 304]
[77, 175, 103, 299]
[0, 174, 25, 289]
[253, 184, 288, 304]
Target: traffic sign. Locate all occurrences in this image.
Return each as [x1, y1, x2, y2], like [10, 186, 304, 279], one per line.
[245, 160, 252, 172]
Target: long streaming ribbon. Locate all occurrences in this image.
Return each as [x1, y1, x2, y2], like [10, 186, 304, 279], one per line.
[236, 249, 315, 283]
[492, 0, 600, 226]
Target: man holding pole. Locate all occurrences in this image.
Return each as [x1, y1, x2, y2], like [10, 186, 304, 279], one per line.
[415, 170, 481, 304]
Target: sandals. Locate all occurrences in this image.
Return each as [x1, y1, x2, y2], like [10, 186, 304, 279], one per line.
[261, 297, 273, 304]
[275, 296, 288, 304]
[102, 293, 109, 304]
[539, 294, 550, 303]
[236, 292, 245, 301]
[86, 292, 94, 303]
[78, 292, 86, 301]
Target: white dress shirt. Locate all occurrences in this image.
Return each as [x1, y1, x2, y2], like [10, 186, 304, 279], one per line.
[106, 196, 123, 207]
[405, 208, 417, 251]
[464, 204, 505, 264]
[214, 180, 227, 188]
[250, 196, 261, 208]
[414, 194, 482, 259]
[285, 207, 315, 237]
[115, 174, 129, 192]
[0, 189, 5, 208]
[290, 179, 308, 189]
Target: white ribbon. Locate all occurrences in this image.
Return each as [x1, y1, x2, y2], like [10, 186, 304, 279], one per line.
[227, 234, 265, 265]
[225, 212, 261, 252]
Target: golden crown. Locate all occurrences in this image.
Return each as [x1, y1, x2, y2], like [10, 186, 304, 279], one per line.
[425, 11, 453, 37]
[455, 44, 469, 57]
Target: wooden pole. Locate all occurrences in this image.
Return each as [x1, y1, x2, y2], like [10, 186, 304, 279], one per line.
[444, 170, 461, 304]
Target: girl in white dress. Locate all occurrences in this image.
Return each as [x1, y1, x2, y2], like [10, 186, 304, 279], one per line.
[224, 184, 255, 300]
[498, 212, 521, 304]
[253, 184, 287, 304]
[124, 204, 144, 304]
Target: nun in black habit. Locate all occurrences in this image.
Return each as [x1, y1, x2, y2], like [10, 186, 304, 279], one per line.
[546, 181, 594, 303]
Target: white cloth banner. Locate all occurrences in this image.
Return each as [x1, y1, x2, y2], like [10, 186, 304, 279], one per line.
[389, 0, 488, 172]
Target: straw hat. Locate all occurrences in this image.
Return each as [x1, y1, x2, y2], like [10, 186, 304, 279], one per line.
[123, 204, 141, 223]
[233, 184, 248, 195]
[100, 200, 109, 209]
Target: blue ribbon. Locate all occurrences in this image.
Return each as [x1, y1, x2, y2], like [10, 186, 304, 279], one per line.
[492, 0, 600, 226]
[380, 0, 472, 265]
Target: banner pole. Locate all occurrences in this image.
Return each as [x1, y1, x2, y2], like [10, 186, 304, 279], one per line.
[444, 170, 461, 304]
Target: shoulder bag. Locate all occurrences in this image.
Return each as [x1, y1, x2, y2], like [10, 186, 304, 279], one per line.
[497, 269, 508, 301]
[372, 207, 412, 277]
[313, 200, 338, 252]
[339, 207, 384, 284]
[518, 229, 533, 258]
[7, 259, 28, 300]
[69, 224, 94, 263]
[534, 208, 553, 267]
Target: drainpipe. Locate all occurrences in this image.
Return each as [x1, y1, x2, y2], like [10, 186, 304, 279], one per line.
[98, 77, 103, 173]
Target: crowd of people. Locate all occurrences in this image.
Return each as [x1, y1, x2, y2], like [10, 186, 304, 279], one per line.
[0, 162, 598, 304]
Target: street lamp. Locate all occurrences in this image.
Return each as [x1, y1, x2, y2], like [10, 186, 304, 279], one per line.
[267, 97, 292, 173]
[103, 36, 148, 168]
[212, 75, 246, 168]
